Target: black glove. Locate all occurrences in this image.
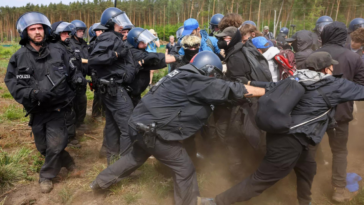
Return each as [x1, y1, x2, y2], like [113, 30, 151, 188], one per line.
[236, 77, 250, 85]
[73, 73, 87, 87]
[31, 90, 56, 103]
[116, 46, 127, 58]
[173, 54, 183, 63]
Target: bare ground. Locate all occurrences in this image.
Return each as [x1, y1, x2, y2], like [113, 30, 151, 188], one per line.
[1, 78, 364, 205]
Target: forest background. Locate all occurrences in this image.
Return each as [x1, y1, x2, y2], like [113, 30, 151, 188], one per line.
[0, 0, 364, 42]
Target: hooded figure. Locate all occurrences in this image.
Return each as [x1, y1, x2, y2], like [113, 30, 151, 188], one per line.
[315, 21, 364, 202]
[287, 30, 314, 70]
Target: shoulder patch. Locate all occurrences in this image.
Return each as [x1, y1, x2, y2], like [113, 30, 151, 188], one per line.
[167, 70, 180, 78]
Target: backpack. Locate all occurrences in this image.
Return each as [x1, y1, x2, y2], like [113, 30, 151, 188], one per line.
[255, 77, 305, 133]
[242, 40, 273, 82]
[274, 49, 296, 80]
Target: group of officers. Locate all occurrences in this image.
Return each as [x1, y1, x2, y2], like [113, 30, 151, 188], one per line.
[4, 6, 364, 205]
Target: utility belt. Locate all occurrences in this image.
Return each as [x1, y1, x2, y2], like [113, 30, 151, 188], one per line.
[135, 122, 157, 148]
[97, 77, 133, 97]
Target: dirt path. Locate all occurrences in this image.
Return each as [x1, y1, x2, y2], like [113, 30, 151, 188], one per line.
[1, 101, 364, 205]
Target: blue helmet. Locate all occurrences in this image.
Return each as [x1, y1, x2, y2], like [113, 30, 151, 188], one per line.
[280, 27, 289, 35]
[100, 7, 132, 30]
[16, 12, 51, 45]
[89, 23, 99, 38]
[315, 16, 333, 34]
[127, 27, 157, 48]
[210, 13, 224, 26]
[190, 51, 222, 78]
[349, 18, 364, 33]
[242, 20, 256, 27]
[71, 20, 87, 37]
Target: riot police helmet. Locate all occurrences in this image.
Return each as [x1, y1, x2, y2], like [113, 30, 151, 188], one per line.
[176, 26, 184, 39]
[314, 16, 333, 34]
[242, 20, 256, 27]
[209, 13, 224, 31]
[127, 27, 157, 48]
[71, 20, 87, 37]
[100, 7, 132, 30]
[89, 23, 99, 38]
[279, 27, 289, 35]
[349, 18, 364, 33]
[190, 51, 223, 78]
[16, 12, 51, 45]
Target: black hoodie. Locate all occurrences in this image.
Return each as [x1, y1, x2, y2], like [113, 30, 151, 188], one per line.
[293, 30, 314, 70]
[316, 21, 364, 123]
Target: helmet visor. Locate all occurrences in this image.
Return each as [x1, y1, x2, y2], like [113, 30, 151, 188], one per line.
[112, 12, 132, 27]
[55, 22, 75, 35]
[137, 29, 157, 45]
[316, 22, 332, 33]
[176, 27, 184, 39]
[17, 12, 51, 34]
[353, 23, 364, 32]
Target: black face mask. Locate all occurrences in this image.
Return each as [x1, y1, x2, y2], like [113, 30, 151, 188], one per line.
[217, 39, 228, 49]
[184, 49, 199, 61]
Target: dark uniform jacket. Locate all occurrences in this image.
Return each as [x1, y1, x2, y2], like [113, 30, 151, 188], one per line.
[129, 64, 247, 141]
[5, 43, 75, 114]
[128, 48, 166, 98]
[316, 21, 364, 123]
[69, 37, 89, 77]
[88, 31, 136, 84]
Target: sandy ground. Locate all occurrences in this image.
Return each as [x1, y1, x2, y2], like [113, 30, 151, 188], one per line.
[1, 99, 364, 205]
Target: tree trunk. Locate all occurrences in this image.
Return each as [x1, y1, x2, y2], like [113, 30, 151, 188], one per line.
[231, 0, 234, 13]
[164, 5, 166, 40]
[335, 0, 340, 21]
[330, 0, 335, 17]
[345, 2, 352, 26]
[284, 0, 294, 27]
[212, 0, 216, 15]
[257, 0, 262, 28]
[190, 0, 194, 18]
[275, 0, 284, 29]
[249, 0, 252, 20]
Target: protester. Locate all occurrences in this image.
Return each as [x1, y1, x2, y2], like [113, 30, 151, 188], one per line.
[166, 35, 176, 72]
[286, 30, 314, 70]
[252, 36, 280, 82]
[199, 51, 364, 205]
[145, 29, 160, 87]
[347, 27, 364, 59]
[218, 13, 243, 32]
[316, 21, 364, 203]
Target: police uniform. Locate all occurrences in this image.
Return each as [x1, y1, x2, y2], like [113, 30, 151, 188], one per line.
[5, 42, 76, 182]
[89, 30, 136, 163]
[92, 54, 248, 205]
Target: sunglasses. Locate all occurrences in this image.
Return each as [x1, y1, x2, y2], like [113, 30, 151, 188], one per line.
[184, 44, 200, 49]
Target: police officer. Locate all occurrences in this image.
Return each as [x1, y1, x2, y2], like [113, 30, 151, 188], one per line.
[5, 12, 77, 193]
[312, 16, 333, 50]
[242, 20, 256, 27]
[345, 18, 364, 53]
[126, 27, 176, 106]
[88, 7, 136, 164]
[88, 23, 107, 121]
[276, 27, 290, 49]
[69, 20, 88, 130]
[48, 21, 87, 148]
[89, 51, 264, 205]
[209, 13, 224, 36]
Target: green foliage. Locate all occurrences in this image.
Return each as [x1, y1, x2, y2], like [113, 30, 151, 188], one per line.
[0, 148, 33, 192]
[123, 192, 142, 204]
[1, 91, 13, 99]
[30, 152, 44, 173]
[86, 89, 94, 100]
[1, 104, 27, 122]
[58, 186, 73, 204]
[152, 68, 168, 84]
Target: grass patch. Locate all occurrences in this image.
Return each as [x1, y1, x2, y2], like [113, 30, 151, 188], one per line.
[58, 186, 73, 204]
[152, 67, 168, 84]
[344, 189, 364, 205]
[86, 89, 94, 100]
[0, 147, 33, 193]
[123, 192, 142, 204]
[1, 91, 13, 99]
[0, 104, 28, 122]
[30, 152, 44, 173]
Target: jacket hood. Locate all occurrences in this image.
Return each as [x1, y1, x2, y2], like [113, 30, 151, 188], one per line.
[296, 30, 313, 51]
[262, 46, 280, 60]
[226, 29, 243, 54]
[296, 69, 333, 89]
[321, 21, 347, 46]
